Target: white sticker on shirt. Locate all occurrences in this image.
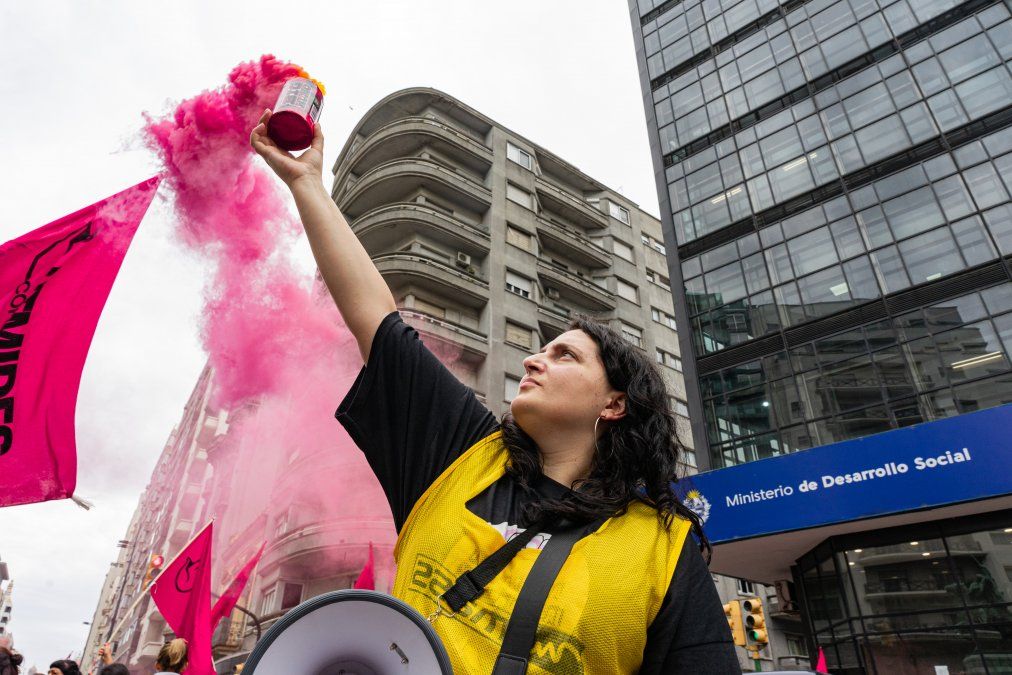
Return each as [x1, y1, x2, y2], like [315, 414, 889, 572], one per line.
[490, 521, 553, 550]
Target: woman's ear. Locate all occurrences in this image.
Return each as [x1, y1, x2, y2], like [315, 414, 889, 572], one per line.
[600, 393, 627, 422]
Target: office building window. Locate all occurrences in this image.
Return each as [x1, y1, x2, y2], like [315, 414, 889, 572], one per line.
[656, 348, 682, 371]
[261, 587, 276, 615]
[641, 233, 667, 254]
[736, 579, 755, 595]
[673, 398, 690, 416]
[504, 375, 522, 402]
[507, 183, 535, 210]
[506, 224, 533, 251]
[505, 321, 533, 350]
[613, 238, 635, 262]
[505, 271, 532, 299]
[507, 142, 533, 170]
[616, 279, 639, 303]
[620, 322, 643, 347]
[646, 269, 671, 288]
[786, 634, 808, 656]
[609, 202, 631, 225]
[652, 307, 678, 330]
[281, 582, 303, 611]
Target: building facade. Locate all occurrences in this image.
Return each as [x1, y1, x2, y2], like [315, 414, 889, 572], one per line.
[331, 87, 794, 671]
[628, 0, 1012, 671]
[0, 580, 12, 641]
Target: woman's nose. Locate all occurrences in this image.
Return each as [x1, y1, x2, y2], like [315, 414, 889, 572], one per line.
[523, 353, 545, 373]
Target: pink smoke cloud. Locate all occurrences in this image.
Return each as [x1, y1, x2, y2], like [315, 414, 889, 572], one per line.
[143, 56, 397, 594]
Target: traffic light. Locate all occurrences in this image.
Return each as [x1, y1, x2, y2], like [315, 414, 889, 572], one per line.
[743, 597, 768, 645]
[143, 553, 165, 588]
[723, 600, 746, 646]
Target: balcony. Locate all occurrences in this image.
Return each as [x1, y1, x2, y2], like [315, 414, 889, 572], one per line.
[138, 640, 163, 660]
[537, 304, 572, 340]
[863, 579, 952, 598]
[336, 117, 493, 189]
[535, 216, 611, 269]
[536, 261, 614, 311]
[400, 310, 488, 357]
[353, 203, 490, 257]
[535, 177, 607, 230]
[338, 158, 492, 219]
[169, 518, 194, 546]
[373, 253, 489, 309]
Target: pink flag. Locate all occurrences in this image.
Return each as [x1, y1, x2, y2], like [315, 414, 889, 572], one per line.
[353, 542, 375, 590]
[210, 540, 266, 631]
[0, 177, 160, 507]
[815, 646, 829, 673]
[150, 521, 214, 675]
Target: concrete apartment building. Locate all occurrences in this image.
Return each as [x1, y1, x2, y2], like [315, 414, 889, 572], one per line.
[0, 580, 12, 641]
[81, 367, 222, 673]
[331, 87, 695, 454]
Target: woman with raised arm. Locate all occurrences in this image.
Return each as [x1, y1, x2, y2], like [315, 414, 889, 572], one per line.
[251, 110, 740, 674]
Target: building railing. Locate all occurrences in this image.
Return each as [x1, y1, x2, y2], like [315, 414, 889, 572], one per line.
[373, 253, 489, 286]
[337, 116, 493, 188]
[400, 310, 488, 344]
[354, 201, 490, 236]
[535, 177, 607, 227]
[344, 157, 492, 208]
[536, 260, 613, 305]
[535, 215, 611, 261]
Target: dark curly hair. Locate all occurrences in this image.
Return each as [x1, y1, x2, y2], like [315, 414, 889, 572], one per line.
[501, 315, 709, 560]
[47, 660, 80, 675]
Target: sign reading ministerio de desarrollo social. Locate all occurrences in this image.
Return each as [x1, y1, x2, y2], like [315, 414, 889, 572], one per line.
[676, 403, 1012, 544]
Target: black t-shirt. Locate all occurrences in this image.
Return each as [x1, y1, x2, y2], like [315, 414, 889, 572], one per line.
[336, 312, 741, 674]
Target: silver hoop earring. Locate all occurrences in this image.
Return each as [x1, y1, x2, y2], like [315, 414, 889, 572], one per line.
[594, 416, 616, 462]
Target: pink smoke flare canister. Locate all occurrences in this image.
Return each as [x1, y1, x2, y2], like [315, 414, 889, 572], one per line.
[267, 77, 324, 151]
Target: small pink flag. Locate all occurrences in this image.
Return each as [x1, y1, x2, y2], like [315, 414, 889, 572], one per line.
[150, 521, 215, 675]
[815, 646, 829, 673]
[0, 177, 160, 507]
[353, 542, 375, 590]
[210, 540, 266, 631]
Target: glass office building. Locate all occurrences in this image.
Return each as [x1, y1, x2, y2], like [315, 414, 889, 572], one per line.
[630, 0, 1012, 470]
[628, 0, 1012, 670]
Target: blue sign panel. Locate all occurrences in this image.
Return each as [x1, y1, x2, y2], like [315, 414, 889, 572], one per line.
[676, 404, 1012, 544]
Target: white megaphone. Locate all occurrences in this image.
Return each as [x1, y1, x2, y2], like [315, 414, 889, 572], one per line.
[243, 590, 452, 674]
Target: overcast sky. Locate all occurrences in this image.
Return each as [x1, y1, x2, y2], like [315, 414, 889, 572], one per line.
[0, 1, 660, 667]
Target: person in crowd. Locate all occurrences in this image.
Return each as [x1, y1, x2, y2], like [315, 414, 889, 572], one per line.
[0, 646, 22, 675]
[154, 639, 187, 675]
[48, 660, 82, 675]
[93, 643, 129, 675]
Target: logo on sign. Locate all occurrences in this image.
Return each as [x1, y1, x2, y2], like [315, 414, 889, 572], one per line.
[684, 489, 711, 524]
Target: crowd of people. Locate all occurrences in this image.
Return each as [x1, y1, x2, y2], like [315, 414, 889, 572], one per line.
[0, 638, 191, 675]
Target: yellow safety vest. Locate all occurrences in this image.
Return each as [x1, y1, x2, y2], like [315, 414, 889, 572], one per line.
[393, 431, 692, 674]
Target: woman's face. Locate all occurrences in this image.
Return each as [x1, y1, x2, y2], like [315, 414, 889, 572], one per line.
[512, 329, 619, 431]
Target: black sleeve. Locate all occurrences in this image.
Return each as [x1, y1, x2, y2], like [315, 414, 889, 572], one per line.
[640, 535, 743, 674]
[335, 312, 498, 531]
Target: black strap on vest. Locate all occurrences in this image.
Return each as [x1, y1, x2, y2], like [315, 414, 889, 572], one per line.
[439, 517, 549, 614]
[433, 515, 606, 675]
[491, 521, 591, 675]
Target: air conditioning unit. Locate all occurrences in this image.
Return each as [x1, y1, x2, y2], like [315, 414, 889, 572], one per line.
[456, 252, 471, 268]
[546, 287, 560, 300]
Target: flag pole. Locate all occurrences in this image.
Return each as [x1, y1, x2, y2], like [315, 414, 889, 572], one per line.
[106, 519, 214, 644]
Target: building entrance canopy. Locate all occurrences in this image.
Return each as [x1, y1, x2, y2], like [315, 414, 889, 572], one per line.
[682, 403, 1012, 582]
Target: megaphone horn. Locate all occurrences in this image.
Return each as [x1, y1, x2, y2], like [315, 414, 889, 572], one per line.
[243, 590, 452, 674]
